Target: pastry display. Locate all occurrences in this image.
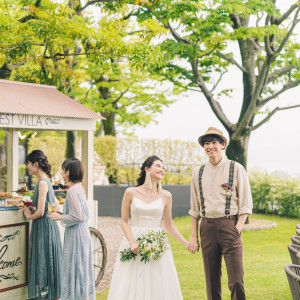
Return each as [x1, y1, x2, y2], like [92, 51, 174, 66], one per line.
[0, 192, 12, 197]
[7, 199, 24, 207]
[8, 197, 23, 201]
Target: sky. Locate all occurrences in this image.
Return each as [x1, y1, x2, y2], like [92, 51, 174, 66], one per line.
[132, 1, 300, 176]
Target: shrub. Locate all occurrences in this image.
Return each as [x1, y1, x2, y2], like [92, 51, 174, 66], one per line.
[94, 136, 118, 183]
[249, 169, 300, 218]
[94, 136, 205, 184]
[28, 135, 66, 178]
[19, 164, 26, 183]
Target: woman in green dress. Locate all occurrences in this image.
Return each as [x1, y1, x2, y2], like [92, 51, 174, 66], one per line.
[23, 150, 62, 300]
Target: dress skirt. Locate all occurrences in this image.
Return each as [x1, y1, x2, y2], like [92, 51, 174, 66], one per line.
[107, 225, 183, 300]
[28, 216, 62, 299]
[61, 221, 95, 300]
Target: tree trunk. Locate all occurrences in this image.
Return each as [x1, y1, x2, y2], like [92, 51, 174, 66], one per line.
[225, 134, 250, 169]
[97, 83, 117, 136]
[0, 63, 11, 79]
[65, 131, 76, 158]
[101, 112, 116, 136]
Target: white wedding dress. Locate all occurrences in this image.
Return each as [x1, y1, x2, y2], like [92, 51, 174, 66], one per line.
[107, 196, 183, 300]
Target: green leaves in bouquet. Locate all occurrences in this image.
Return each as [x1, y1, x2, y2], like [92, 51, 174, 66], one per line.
[120, 248, 138, 262]
[120, 230, 169, 264]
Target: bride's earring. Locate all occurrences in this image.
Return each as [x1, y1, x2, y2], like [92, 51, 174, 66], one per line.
[158, 181, 162, 194]
[145, 171, 152, 189]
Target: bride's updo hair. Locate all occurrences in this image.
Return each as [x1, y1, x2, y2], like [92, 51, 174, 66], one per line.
[136, 155, 163, 186]
[26, 150, 52, 178]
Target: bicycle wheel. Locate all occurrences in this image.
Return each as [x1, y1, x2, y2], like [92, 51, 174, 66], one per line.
[89, 227, 107, 287]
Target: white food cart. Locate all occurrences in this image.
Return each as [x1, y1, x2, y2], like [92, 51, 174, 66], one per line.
[0, 79, 103, 299]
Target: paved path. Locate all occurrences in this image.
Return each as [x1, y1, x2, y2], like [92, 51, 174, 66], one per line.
[96, 217, 124, 293]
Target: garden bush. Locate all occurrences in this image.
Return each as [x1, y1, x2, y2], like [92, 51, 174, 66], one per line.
[94, 136, 205, 184]
[249, 169, 300, 218]
[28, 135, 66, 177]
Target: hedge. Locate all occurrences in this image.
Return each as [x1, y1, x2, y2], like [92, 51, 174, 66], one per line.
[249, 169, 300, 218]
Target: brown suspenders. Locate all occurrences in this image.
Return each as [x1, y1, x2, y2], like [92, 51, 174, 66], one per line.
[198, 161, 235, 219]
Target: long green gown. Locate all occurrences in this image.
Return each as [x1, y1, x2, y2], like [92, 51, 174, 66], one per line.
[28, 177, 62, 299]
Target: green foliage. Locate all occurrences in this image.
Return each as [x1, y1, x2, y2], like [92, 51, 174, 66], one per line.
[94, 136, 205, 184]
[0, 131, 5, 143]
[108, 0, 300, 168]
[0, 0, 164, 74]
[119, 247, 137, 263]
[27, 135, 204, 185]
[249, 169, 300, 218]
[28, 135, 66, 177]
[94, 136, 118, 183]
[19, 164, 26, 182]
[74, 57, 181, 136]
[1, 0, 178, 137]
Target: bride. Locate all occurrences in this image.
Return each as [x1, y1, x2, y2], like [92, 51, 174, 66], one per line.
[107, 155, 188, 300]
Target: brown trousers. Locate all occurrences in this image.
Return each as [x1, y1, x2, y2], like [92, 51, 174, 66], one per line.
[200, 216, 245, 300]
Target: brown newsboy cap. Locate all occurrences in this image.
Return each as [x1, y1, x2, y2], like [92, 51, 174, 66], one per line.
[198, 127, 228, 147]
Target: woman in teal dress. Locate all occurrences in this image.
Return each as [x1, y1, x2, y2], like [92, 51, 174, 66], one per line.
[23, 150, 62, 300]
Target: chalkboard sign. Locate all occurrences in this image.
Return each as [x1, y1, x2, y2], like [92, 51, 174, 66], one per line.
[0, 222, 29, 293]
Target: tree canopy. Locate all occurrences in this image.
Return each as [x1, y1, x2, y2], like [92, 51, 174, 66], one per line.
[1, 0, 299, 168]
[109, 0, 300, 168]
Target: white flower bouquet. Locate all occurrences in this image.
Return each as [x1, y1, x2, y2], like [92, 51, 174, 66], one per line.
[120, 230, 169, 264]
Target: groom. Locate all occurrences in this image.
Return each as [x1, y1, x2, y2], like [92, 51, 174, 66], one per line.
[188, 127, 253, 300]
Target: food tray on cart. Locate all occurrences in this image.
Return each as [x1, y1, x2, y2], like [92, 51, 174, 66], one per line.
[0, 193, 12, 199]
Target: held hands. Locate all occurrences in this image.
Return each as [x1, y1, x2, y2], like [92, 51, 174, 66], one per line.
[130, 241, 139, 254]
[188, 236, 199, 254]
[48, 212, 62, 221]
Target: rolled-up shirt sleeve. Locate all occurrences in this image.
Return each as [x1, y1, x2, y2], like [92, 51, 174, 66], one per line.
[236, 164, 253, 216]
[61, 188, 83, 227]
[189, 168, 201, 220]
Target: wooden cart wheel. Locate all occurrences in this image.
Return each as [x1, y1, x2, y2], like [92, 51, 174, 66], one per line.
[89, 227, 107, 287]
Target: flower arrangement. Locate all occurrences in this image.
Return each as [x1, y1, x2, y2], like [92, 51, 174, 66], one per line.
[222, 183, 233, 197]
[120, 230, 169, 264]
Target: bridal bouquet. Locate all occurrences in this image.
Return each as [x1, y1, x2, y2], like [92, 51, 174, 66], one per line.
[120, 230, 169, 264]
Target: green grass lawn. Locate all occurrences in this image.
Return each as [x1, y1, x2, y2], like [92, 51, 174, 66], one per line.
[97, 214, 299, 299]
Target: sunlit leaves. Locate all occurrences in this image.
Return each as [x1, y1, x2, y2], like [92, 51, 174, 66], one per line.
[0, 0, 166, 77]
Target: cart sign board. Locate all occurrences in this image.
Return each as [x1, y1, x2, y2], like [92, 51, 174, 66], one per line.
[0, 222, 29, 293]
[0, 113, 96, 131]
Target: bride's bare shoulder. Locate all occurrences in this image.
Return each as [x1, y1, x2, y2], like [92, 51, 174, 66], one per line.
[124, 187, 135, 198]
[162, 189, 172, 200]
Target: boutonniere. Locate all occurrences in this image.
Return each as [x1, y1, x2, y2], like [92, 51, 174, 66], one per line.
[221, 183, 233, 197]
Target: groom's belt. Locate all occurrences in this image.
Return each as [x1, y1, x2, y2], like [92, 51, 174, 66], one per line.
[203, 215, 238, 222]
